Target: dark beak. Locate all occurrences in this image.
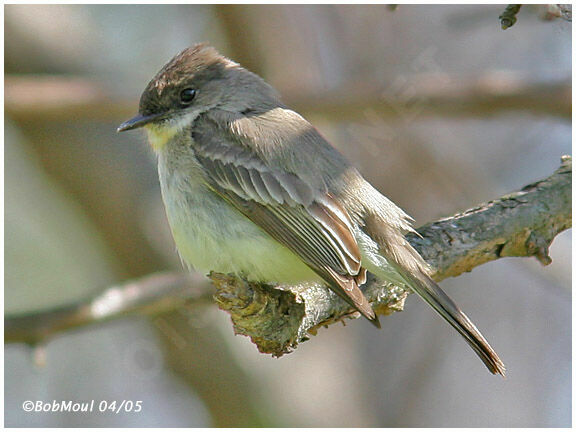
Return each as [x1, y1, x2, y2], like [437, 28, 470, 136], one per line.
[117, 113, 163, 132]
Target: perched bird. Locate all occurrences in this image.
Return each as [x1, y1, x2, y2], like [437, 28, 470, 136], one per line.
[118, 44, 505, 375]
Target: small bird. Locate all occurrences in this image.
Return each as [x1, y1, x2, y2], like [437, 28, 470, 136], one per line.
[118, 44, 505, 375]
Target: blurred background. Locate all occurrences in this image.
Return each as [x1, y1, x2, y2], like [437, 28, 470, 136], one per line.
[4, 4, 571, 428]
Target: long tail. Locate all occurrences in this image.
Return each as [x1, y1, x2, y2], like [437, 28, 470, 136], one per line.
[399, 267, 505, 375]
[370, 227, 505, 375]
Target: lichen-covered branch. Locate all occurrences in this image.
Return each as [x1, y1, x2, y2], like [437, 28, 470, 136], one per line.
[410, 155, 572, 279]
[5, 157, 571, 351]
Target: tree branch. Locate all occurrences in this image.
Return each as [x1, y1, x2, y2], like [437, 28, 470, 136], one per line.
[499, 4, 522, 30]
[5, 73, 571, 124]
[5, 157, 571, 353]
[557, 4, 572, 21]
[5, 272, 213, 345]
[410, 154, 572, 279]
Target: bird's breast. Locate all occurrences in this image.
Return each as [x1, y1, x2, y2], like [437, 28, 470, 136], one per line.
[156, 148, 320, 284]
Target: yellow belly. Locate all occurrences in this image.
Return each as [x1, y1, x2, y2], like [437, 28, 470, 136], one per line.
[172, 223, 321, 284]
[159, 154, 321, 284]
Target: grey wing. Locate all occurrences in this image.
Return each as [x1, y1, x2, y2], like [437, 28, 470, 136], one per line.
[192, 123, 378, 324]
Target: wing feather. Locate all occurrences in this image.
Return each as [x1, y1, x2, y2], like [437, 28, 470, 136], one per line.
[192, 114, 378, 324]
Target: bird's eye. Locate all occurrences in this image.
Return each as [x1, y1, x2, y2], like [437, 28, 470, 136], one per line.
[179, 88, 197, 105]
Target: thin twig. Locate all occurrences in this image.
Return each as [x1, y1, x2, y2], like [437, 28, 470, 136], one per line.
[5, 272, 213, 345]
[556, 4, 572, 21]
[499, 4, 522, 29]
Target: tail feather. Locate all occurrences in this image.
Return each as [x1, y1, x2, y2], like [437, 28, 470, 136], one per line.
[406, 271, 505, 375]
[364, 218, 505, 375]
[390, 259, 505, 375]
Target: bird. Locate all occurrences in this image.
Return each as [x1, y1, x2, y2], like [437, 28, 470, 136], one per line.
[118, 43, 505, 375]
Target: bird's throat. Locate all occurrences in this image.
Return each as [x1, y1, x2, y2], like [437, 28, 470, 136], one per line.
[145, 111, 200, 152]
[145, 125, 178, 152]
